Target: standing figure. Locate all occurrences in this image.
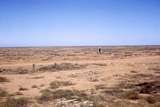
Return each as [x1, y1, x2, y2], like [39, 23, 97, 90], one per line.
[98, 48, 102, 54]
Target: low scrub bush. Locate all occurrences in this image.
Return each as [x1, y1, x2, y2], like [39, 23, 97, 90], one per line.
[0, 97, 29, 107]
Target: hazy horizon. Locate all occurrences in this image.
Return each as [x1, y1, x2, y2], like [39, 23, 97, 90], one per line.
[0, 0, 160, 47]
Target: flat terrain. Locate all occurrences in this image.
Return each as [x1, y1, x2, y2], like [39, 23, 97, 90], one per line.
[0, 46, 160, 107]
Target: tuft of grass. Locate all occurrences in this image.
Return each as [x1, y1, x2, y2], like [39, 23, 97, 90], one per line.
[49, 80, 73, 89]
[31, 76, 44, 79]
[92, 63, 107, 66]
[143, 95, 160, 104]
[16, 67, 29, 74]
[40, 84, 45, 87]
[0, 67, 30, 75]
[87, 95, 106, 107]
[88, 77, 99, 82]
[130, 70, 137, 73]
[0, 76, 9, 82]
[121, 91, 139, 100]
[0, 97, 29, 107]
[38, 89, 53, 102]
[19, 87, 28, 91]
[32, 85, 38, 88]
[92, 102, 106, 107]
[14, 91, 23, 96]
[0, 88, 8, 97]
[95, 84, 107, 90]
[51, 89, 87, 100]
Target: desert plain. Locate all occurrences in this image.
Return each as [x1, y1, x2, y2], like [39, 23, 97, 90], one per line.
[0, 46, 160, 107]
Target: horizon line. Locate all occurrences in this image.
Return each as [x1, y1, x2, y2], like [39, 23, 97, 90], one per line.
[0, 44, 160, 48]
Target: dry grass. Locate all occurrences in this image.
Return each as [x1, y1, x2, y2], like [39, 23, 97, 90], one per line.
[38, 89, 53, 102]
[87, 94, 106, 107]
[38, 63, 87, 72]
[38, 88, 107, 107]
[49, 80, 73, 89]
[92, 63, 107, 66]
[130, 70, 138, 73]
[0, 97, 29, 107]
[32, 85, 38, 88]
[0, 67, 29, 74]
[95, 84, 107, 90]
[0, 47, 160, 107]
[121, 91, 139, 100]
[143, 95, 160, 104]
[102, 73, 160, 105]
[31, 76, 44, 79]
[14, 91, 23, 96]
[0, 88, 8, 97]
[108, 100, 148, 107]
[38, 89, 88, 102]
[19, 87, 28, 91]
[0, 76, 9, 82]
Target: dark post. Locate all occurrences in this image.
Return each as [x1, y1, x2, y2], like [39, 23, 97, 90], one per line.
[32, 64, 36, 72]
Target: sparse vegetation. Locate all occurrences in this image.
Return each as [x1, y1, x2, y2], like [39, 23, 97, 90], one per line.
[108, 100, 149, 107]
[92, 63, 107, 66]
[0, 97, 29, 107]
[16, 67, 29, 74]
[31, 76, 44, 79]
[0, 76, 9, 82]
[88, 77, 99, 82]
[87, 94, 106, 107]
[0, 47, 160, 107]
[40, 84, 45, 87]
[38, 88, 108, 107]
[38, 89, 88, 102]
[121, 91, 139, 100]
[32, 85, 38, 88]
[0, 67, 29, 74]
[19, 87, 28, 91]
[38, 89, 53, 102]
[101, 73, 160, 105]
[14, 91, 23, 96]
[95, 84, 107, 90]
[0, 88, 8, 97]
[38, 63, 87, 72]
[130, 70, 137, 73]
[50, 80, 73, 89]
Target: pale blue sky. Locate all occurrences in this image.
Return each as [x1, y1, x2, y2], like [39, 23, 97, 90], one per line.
[0, 0, 160, 47]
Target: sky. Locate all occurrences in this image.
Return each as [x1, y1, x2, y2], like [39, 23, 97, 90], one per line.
[0, 0, 160, 47]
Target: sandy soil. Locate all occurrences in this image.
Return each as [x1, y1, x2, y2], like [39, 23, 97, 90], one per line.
[0, 46, 160, 107]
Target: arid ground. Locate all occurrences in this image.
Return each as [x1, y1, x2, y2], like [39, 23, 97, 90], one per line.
[0, 46, 160, 107]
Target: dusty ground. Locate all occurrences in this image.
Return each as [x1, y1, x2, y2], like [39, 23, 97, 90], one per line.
[0, 46, 160, 107]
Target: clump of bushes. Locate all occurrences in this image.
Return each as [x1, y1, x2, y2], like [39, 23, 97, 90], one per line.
[121, 91, 139, 100]
[38, 89, 87, 102]
[0, 97, 29, 107]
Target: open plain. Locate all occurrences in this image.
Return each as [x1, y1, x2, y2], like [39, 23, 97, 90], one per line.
[0, 46, 160, 107]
